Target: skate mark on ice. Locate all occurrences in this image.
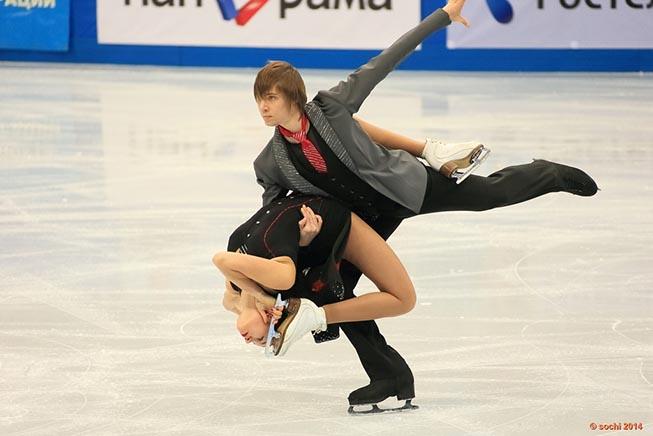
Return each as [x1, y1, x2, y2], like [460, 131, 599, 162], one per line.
[478, 321, 573, 432]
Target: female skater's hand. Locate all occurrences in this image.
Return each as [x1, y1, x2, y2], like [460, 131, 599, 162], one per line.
[443, 0, 470, 27]
[265, 306, 284, 324]
[298, 205, 323, 247]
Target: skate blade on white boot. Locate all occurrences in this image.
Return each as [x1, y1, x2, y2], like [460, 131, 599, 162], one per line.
[451, 146, 491, 185]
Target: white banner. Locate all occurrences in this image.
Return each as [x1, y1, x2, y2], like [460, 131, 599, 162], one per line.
[448, 0, 653, 49]
[97, 0, 420, 50]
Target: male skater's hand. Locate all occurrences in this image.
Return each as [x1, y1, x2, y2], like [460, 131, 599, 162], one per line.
[443, 0, 470, 27]
[298, 205, 323, 247]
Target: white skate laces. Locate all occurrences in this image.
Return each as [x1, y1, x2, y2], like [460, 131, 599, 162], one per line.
[421, 138, 491, 184]
[265, 295, 327, 357]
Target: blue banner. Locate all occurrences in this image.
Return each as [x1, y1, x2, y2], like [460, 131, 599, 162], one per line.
[0, 0, 70, 51]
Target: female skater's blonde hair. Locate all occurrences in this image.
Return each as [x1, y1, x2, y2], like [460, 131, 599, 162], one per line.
[254, 61, 307, 113]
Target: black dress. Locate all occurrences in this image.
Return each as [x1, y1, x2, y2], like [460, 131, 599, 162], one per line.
[227, 194, 352, 342]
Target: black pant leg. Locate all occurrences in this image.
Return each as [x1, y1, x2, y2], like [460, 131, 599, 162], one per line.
[419, 159, 563, 214]
[338, 215, 412, 381]
[338, 161, 563, 383]
[340, 321, 411, 380]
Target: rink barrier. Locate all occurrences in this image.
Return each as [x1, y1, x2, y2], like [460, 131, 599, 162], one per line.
[0, 0, 651, 72]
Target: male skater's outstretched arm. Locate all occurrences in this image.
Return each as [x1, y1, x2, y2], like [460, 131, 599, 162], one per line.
[318, 0, 468, 114]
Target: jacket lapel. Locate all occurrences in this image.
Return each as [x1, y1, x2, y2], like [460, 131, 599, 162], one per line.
[270, 129, 330, 197]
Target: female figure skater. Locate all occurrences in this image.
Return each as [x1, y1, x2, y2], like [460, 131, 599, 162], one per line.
[214, 194, 415, 358]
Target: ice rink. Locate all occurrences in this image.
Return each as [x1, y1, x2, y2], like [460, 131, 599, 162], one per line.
[1, 63, 652, 435]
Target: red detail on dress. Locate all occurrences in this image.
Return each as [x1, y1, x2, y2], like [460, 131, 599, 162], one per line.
[311, 279, 327, 293]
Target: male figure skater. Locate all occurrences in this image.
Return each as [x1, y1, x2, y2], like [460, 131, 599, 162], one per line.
[251, 0, 598, 411]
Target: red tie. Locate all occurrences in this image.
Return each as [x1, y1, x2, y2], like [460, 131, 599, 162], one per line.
[278, 115, 328, 173]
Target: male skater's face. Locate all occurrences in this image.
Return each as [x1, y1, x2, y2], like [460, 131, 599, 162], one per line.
[256, 86, 294, 127]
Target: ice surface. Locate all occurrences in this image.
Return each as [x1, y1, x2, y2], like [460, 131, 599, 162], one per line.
[1, 63, 652, 435]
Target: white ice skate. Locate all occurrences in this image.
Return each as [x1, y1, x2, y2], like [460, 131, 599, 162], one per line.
[422, 138, 491, 185]
[265, 296, 326, 357]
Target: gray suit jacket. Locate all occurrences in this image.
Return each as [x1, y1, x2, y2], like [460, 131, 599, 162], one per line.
[254, 9, 452, 214]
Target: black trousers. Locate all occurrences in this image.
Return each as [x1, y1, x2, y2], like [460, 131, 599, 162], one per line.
[338, 215, 408, 382]
[338, 160, 564, 383]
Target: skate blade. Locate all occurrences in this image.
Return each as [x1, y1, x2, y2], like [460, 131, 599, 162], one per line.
[264, 328, 280, 357]
[264, 294, 286, 357]
[453, 147, 491, 185]
[348, 399, 419, 415]
[267, 298, 300, 356]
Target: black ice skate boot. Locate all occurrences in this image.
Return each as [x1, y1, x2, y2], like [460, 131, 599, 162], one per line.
[347, 372, 417, 414]
[535, 159, 599, 197]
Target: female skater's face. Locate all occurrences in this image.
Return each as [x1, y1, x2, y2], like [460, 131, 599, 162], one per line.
[236, 307, 268, 347]
[256, 86, 296, 127]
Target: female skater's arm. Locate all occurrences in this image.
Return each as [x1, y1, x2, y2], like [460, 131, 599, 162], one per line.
[214, 251, 296, 291]
[353, 116, 426, 157]
[223, 280, 274, 314]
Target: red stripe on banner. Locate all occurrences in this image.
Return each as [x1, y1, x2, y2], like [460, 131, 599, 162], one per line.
[235, 0, 269, 26]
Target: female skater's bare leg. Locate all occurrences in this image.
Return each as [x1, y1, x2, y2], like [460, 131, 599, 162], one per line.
[322, 213, 416, 324]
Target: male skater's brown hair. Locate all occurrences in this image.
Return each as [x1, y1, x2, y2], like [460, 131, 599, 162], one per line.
[254, 61, 307, 112]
